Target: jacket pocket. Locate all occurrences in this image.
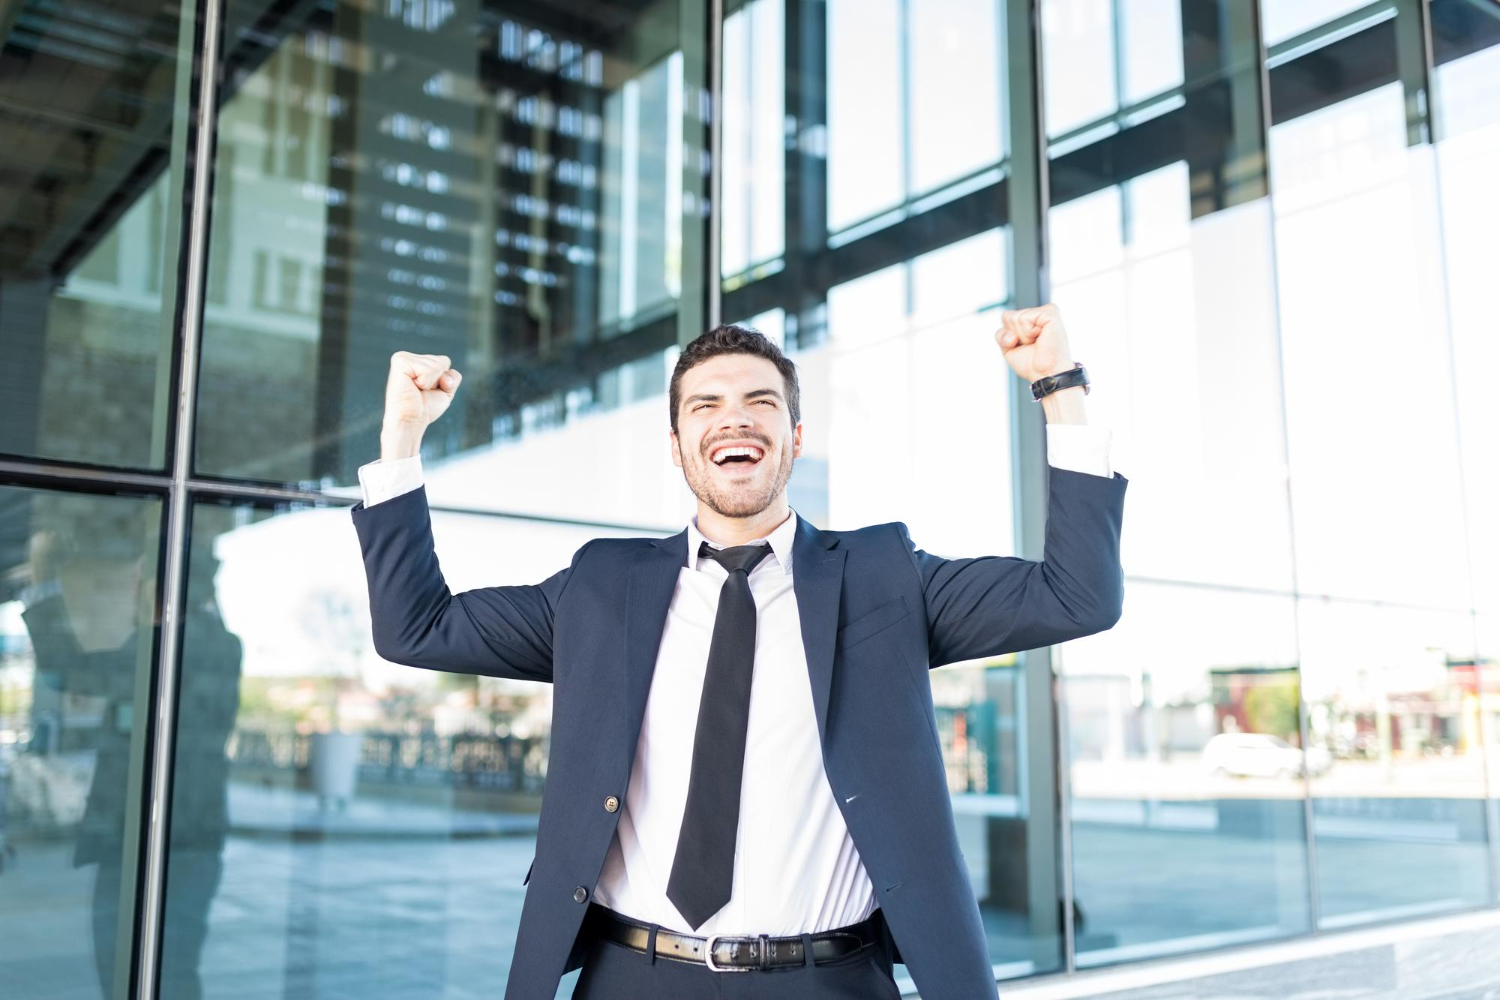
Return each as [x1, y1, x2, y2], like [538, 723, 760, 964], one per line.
[836, 594, 913, 652]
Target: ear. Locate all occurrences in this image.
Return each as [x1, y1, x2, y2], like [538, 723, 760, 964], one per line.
[792, 422, 802, 458]
[670, 428, 683, 468]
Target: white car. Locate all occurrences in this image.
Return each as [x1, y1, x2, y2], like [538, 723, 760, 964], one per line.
[1202, 733, 1333, 779]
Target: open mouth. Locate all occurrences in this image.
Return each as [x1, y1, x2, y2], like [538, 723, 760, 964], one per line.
[710, 444, 766, 474]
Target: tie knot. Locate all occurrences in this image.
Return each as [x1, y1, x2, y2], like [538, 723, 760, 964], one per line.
[698, 540, 772, 576]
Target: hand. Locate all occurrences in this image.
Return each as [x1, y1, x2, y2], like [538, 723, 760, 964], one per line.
[995, 303, 1075, 384]
[383, 351, 462, 431]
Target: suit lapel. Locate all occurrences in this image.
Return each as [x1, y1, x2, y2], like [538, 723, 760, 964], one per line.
[792, 514, 845, 742]
[621, 529, 688, 766]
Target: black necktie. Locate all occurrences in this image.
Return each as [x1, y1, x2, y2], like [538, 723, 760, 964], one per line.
[665, 540, 773, 930]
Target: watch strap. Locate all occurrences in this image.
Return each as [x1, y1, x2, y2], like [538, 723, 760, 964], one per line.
[1031, 362, 1090, 401]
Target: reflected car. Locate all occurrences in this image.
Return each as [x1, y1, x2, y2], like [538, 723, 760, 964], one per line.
[1201, 733, 1332, 779]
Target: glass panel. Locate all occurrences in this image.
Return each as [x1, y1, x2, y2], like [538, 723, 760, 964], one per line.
[818, 237, 1013, 556]
[1301, 599, 1491, 924]
[1119, 0, 1184, 108]
[0, 487, 163, 999]
[1483, 614, 1500, 901]
[1049, 163, 1296, 593]
[1261, 0, 1375, 48]
[1062, 583, 1312, 965]
[1269, 85, 1470, 610]
[194, 0, 706, 525]
[721, 0, 785, 279]
[0, 0, 195, 469]
[1040, 0, 1116, 137]
[1435, 37, 1500, 638]
[906, 0, 1002, 194]
[1048, 0, 1311, 967]
[1434, 34, 1500, 905]
[825, 0, 903, 232]
[1041, 0, 1185, 139]
[158, 499, 630, 998]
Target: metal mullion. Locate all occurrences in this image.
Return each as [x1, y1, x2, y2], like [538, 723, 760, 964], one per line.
[135, 0, 225, 994]
[0, 459, 173, 495]
[705, 0, 724, 332]
[1005, 0, 1068, 978]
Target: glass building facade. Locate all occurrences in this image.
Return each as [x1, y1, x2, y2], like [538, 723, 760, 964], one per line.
[0, 0, 1496, 995]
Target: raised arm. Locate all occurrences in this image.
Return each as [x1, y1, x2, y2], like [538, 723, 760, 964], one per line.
[349, 350, 584, 682]
[351, 484, 588, 682]
[899, 466, 1125, 668]
[904, 303, 1127, 667]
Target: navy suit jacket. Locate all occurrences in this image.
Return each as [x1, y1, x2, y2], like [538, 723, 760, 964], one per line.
[350, 466, 1128, 999]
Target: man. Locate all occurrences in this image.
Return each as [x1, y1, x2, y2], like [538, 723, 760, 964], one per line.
[350, 304, 1126, 998]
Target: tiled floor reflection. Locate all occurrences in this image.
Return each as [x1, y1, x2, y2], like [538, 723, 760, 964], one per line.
[198, 835, 549, 1000]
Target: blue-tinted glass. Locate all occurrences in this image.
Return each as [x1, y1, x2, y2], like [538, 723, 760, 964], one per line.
[1063, 583, 1312, 964]
[194, 0, 706, 516]
[0, 0, 194, 469]
[1301, 599, 1490, 924]
[0, 488, 163, 998]
[159, 499, 629, 997]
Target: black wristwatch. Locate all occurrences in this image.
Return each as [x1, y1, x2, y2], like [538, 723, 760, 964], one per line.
[1031, 362, 1090, 401]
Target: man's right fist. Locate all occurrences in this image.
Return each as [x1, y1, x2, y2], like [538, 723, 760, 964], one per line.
[384, 350, 462, 430]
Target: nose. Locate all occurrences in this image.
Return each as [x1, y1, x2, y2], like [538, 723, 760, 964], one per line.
[717, 402, 756, 431]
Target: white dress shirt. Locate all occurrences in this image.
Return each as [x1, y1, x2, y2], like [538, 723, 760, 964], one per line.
[355, 423, 1114, 935]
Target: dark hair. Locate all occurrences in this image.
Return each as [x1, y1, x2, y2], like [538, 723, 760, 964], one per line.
[669, 324, 800, 435]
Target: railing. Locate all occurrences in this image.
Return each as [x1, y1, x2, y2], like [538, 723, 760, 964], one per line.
[227, 727, 548, 793]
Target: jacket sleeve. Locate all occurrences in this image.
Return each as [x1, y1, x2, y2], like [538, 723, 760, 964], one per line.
[900, 467, 1127, 668]
[350, 484, 589, 682]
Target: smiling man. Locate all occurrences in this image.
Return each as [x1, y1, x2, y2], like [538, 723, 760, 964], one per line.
[350, 307, 1127, 999]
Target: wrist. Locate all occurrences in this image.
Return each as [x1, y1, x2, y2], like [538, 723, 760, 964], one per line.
[1040, 384, 1089, 425]
[380, 422, 425, 461]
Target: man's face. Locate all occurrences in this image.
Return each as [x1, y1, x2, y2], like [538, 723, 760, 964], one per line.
[670, 354, 801, 519]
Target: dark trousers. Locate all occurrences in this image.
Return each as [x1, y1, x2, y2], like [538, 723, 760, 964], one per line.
[571, 904, 903, 999]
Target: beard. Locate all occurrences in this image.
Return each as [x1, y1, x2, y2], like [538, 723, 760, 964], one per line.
[682, 446, 795, 518]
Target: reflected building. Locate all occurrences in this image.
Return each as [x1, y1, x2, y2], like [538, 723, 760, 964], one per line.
[1, 0, 1499, 997]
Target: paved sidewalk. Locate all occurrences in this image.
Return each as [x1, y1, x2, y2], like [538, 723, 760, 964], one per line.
[995, 908, 1500, 1000]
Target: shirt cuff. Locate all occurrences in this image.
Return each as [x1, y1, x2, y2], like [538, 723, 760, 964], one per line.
[1045, 424, 1113, 478]
[357, 454, 425, 507]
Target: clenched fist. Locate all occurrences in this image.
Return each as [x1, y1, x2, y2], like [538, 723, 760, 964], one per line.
[995, 303, 1074, 384]
[384, 351, 462, 429]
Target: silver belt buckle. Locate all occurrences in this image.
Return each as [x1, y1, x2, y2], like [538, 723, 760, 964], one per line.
[703, 934, 754, 972]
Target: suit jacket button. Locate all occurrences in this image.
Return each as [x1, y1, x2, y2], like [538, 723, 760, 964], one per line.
[573, 886, 588, 903]
[604, 795, 619, 813]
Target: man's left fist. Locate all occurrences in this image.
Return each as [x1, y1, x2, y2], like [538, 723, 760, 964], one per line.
[995, 303, 1074, 384]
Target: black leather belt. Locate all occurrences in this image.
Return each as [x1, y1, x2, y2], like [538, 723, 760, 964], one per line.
[594, 906, 884, 972]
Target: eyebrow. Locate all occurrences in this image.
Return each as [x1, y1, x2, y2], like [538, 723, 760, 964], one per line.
[683, 388, 784, 406]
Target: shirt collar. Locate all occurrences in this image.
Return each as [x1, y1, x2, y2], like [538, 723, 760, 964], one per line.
[686, 507, 798, 576]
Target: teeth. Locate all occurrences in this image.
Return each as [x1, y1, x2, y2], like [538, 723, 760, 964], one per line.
[712, 445, 764, 465]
